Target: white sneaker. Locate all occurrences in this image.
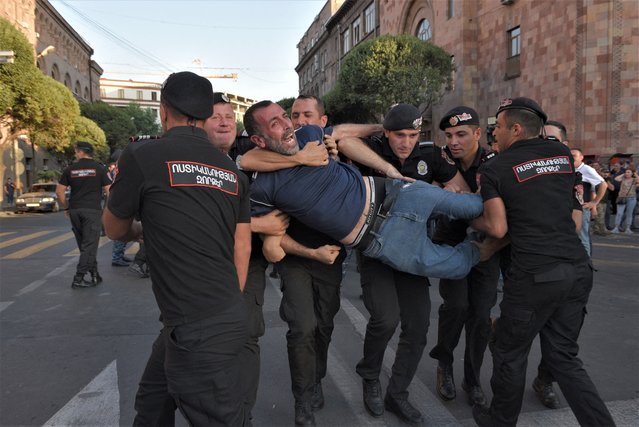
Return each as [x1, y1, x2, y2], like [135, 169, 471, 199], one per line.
[611, 227, 620, 234]
[624, 228, 633, 234]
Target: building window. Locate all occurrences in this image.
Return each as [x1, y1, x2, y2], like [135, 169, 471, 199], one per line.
[448, 0, 455, 19]
[51, 63, 59, 81]
[118, 89, 125, 98]
[352, 17, 361, 45]
[74, 81, 81, 95]
[137, 90, 143, 100]
[151, 91, 157, 101]
[364, 3, 375, 34]
[64, 73, 72, 89]
[506, 26, 521, 78]
[84, 87, 90, 100]
[416, 19, 432, 41]
[447, 55, 456, 91]
[342, 28, 351, 54]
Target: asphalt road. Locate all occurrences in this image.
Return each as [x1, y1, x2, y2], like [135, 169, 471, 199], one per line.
[0, 210, 637, 426]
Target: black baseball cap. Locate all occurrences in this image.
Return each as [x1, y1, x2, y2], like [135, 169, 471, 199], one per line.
[75, 141, 94, 153]
[383, 103, 423, 131]
[439, 106, 480, 130]
[496, 97, 547, 124]
[161, 71, 213, 120]
[213, 92, 230, 104]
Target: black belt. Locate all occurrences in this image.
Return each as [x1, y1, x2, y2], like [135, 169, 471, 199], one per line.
[355, 178, 401, 251]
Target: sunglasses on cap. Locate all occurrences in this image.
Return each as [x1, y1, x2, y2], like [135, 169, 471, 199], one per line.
[543, 135, 561, 142]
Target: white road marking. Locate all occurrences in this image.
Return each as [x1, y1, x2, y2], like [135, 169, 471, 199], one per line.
[0, 301, 14, 313]
[15, 257, 77, 296]
[43, 360, 120, 427]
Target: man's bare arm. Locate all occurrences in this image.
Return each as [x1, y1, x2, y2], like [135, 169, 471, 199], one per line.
[55, 184, 68, 209]
[280, 235, 341, 265]
[470, 197, 508, 238]
[103, 207, 143, 242]
[331, 123, 383, 140]
[238, 143, 328, 172]
[572, 209, 582, 232]
[337, 137, 414, 182]
[234, 223, 251, 291]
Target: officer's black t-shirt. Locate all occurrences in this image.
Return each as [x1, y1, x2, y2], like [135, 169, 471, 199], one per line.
[480, 137, 586, 274]
[59, 158, 111, 210]
[108, 126, 250, 326]
[433, 146, 496, 246]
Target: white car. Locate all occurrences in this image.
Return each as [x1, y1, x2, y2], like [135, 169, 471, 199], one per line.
[15, 182, 61, 213]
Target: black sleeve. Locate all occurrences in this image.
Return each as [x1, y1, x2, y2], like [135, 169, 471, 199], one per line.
[107, 146, 144, 219]
[432, 147, 458, 184]
[98, 164, 112, 186]
[59, 167, 71, 186]
[480, 165, 500, 202]
[237, 173, 251, 224]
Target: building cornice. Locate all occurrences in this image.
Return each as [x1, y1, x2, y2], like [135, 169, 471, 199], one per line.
[36, 0, 94, 55]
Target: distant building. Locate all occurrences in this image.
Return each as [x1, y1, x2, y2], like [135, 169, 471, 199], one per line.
[35, 0, 102, 102]
[99, 79, 257, 125]
[100, 78, 162, 123]
[1, 0, 102, 197]
[297, 0, 639, 157]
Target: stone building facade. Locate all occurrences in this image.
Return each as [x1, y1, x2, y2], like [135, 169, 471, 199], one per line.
[1, 0, 102, 201]
[298, 0, 639, 157]
[35, 0, 102, 103]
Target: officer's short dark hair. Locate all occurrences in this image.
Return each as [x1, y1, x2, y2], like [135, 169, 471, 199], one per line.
[244, 100, 275, 138]
[571, 147, 583, 155]
[295, 94, 325, 116]
[501, 109, 543, 139]
[546, 120, 568, 142]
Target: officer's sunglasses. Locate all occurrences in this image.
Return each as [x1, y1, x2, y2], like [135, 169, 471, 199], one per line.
[543, 135, 561, 142]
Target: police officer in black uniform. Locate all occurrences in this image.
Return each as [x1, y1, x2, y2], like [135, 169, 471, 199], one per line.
[429, 106, 500, 407]
[471, 97, 615, 427]
[355, 103, 469, 424]
[104, 72, 252, 426]
[56, 141, 111, 288]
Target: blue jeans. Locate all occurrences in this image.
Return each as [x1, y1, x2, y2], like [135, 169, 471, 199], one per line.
[615, 197, 637, 230]
[362, 180, 483, 279]
[112, 240, 127, 262]
[577, 209, 591, 256]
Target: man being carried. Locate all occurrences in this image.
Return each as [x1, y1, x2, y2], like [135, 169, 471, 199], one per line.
[244, 100, 493, 280]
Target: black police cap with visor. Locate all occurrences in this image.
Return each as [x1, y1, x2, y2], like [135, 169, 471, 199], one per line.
[496, 97, 548, 124]
[383, 103, 423, 131]
[161, 71, 213, 120]
[439, 106, 480, 131]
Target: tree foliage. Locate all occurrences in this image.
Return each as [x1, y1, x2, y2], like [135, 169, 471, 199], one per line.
[71, 116, 109, 162]
[0, 18, 79, 156]
[328, 34, 453, 122]
[80, 101, 160, 151]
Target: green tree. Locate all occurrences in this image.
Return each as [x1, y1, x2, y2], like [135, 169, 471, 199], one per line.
[332, 34, 453, 121]
[277, 97, 296, 117]
[80, 101, 135, 150]
[71, 116, 109, 163]
[124, 103, 161, 136]
[0, 18, 79, 155]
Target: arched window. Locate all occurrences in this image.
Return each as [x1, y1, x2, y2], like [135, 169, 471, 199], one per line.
[51, 63, 60, 81]
[416, 19, 432, 41]
[64, 73, 72, 89]
[84, 87, 90, 100]
[74, 80, 81, 95]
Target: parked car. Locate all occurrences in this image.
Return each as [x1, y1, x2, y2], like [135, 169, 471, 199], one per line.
[15, 182, 61, 213]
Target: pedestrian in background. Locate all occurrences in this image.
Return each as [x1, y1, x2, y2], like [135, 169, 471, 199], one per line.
[611, 167, 638, 234]
[4, 177, 16, 207]
[56, 141, 111, 288]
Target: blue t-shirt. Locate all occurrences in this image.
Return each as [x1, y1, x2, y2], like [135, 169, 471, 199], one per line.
[250, 125, 366, 241]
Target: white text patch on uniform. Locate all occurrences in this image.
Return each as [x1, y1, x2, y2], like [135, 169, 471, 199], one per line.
[167, 161, 238, 195]
[71, 169, 96, 178]
[512, 156, 573, 183]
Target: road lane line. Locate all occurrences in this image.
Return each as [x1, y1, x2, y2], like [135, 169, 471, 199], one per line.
[592, 242, 639, 249]
[0, 301, 14, 313]
[64, 236, 111, 257]
[15, 257, 77, 296]
[0, 230, 55, 249]
[0, 231, 17, 237]
[2, 232, 74, 259]
[43, 360, 120, 427]
[339, 296, 461, 426]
